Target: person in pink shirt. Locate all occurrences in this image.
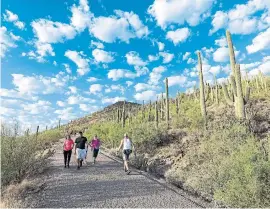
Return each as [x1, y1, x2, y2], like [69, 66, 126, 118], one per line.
[63, 135, 74, 168]
[89, 135, 101, 164]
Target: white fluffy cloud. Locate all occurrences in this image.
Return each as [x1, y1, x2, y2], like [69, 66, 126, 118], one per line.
[87, 77, 99, 82]
[249, 60, 270, 76]
[92, 49, 115, 63]
[157, 42, 165, 51]
[210, 0, 270, 35]
[63, 64, 72, 74]
[105, 84, 125, 94]
[90, 40, 104, 49]
[213, 46, 240, 62]
[108, 69, 137, 81]
[134, 90, 157, 101]
[0, 27, 17, 57]
[246, 27, 270, 54]
[31, 19, 77, 44]
[134, 83, 157, 92]
[213, 47, 229, 62]
[126, 81, 133, 87]
[159, 52, 174, 64]
[79, 104, 99, 112]
[126, 51, 147, 66]
[0, 88, 38, 101]
[149, 66, 167, 85]
[183, 52, 191, 60]
[3, 10, 25, 29]
[70, 0, 92, 32]
[148, 54, 160, 62]
[166, 28, 190, 45]
[148, 0, 214, 29]
[89, 84, 103, 94]
[67, 95, 96, 105]
[102, 97, 126, 104]
[11, 72, 70, 95]
[209, 11, 228, 35]
[89, 10, 148, 43]
[65, 50, 90, 75]
[57, 101, 65, 107]
[68, 86, 77, 94]
[167, 76, 187, 87]
[22, 100, 52, 115]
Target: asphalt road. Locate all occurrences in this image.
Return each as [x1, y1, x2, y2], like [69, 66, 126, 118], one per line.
[34, 138, 206, 208]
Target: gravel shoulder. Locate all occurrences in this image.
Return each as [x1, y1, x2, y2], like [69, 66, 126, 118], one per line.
[33, 138, 209, 208]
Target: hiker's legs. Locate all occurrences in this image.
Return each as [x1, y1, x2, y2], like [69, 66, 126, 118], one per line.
[93, 149, 99, 163]
[63, 151, 68, 167]
[76, 148, 80, 169]
[67, 150, 72, 167]
[124, 160, 129, 171]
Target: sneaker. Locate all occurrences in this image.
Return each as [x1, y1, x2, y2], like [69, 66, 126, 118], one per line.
[77, 166, 80, 170]
[67, 165, 70, 168]
[126, 170, 131, 175]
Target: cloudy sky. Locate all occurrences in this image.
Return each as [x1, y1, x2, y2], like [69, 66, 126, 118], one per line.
[1, 0, 270, 131]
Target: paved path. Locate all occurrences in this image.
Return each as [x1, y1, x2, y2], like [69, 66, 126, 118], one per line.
[34, 138, 206, 208]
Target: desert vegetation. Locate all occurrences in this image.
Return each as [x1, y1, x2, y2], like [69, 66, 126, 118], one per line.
[70, 31, 270, 207]
[1, 30, 269, 207]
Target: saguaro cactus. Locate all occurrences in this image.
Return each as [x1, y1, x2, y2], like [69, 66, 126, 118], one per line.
[148, 100, 152, 121]
[214, 76, 219, 104]
[176, 92, 180, 115]
[122, 101, 126, 128]
[36, 125, 39, 140]
[155, 101, 158, 129]
[58, 118, 61, 130]
[165, 78, 170, 129]
[222, 31, 250, 119]
[197, 51, 207, 125]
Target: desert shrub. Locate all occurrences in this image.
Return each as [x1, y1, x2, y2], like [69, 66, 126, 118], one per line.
[1, 125, 61, 186]
[166, 121, 270, 207]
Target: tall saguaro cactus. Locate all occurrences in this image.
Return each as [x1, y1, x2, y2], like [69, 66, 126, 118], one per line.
[165, 78, 170, 129]
[222, 31, 250, 119]
[148, 100, 152, 121]
[160, 93, 164, 120]
[226, 30, 236, 76]
[58, 118, 61, 130]
[197, 51, 207, 125]
[36, 125, 39, 140]
[122, 101, 126, 128]
[155, 101, 158, 129]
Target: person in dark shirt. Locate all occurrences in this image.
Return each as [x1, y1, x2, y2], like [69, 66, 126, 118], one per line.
[74, 131, 87, 170]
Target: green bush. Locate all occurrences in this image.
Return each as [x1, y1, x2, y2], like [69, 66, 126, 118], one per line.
[166, 121, 270, 207]
[1, 125, 61, 186]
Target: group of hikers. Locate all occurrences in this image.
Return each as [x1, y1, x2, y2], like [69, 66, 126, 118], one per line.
[63, 131, 135, 174]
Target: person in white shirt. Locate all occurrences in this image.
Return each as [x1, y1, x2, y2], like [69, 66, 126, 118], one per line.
[118, 133, 135, 174]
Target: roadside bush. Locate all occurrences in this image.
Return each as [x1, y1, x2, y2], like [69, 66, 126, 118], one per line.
[1, 125, 61, 186]
[166, 121, 270, 207]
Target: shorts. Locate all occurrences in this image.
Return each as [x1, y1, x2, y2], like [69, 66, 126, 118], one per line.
[123, 149, 132, 161]
[76, 148, 86, 160]
[93, 149, 99, 158]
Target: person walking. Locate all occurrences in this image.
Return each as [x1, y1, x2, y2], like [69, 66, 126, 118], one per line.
[90, 135, 101, 164]
[118, 133, 135, 175]
[63, 135, 74, 168]
[74, 131, 87, 170]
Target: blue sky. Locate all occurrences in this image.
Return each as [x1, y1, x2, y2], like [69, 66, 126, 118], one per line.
[1, 0, 270, 131]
